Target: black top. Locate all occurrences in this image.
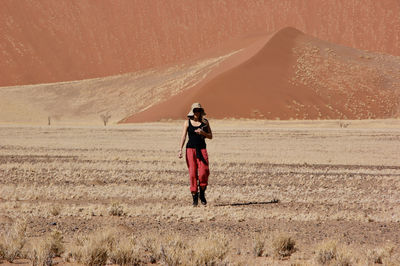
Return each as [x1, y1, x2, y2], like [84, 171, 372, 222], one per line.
[186, 118, 208, 149]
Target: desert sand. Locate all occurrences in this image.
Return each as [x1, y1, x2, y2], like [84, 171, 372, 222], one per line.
[0, 120, 400, 265]
[1, 0, 399, 87]
[1, 1, 400, 265]
[1, 26, 399, 124]
[122, 27, 400, 122]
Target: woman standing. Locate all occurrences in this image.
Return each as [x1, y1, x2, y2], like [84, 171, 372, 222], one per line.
[178, 103, 213, 206]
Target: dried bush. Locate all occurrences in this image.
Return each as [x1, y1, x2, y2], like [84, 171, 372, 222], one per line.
[50, 205, 61, 216]
[315, 241, 352, 266]
[109, 202, 124, 216]
[159, 237, 186, 266]
[252, 235, 265, 257]
[27, 230, 64, 265]
[109, 237, 142, 266]
[189, 234, 230, 265]
[367, 245, 395, 265]
[272, 234, 296, 259]
[140, 236, 162, 263]
[0, 221, 27, 262]
[48, 230, 64, 257]
[139, 233, 229, 265]
[100, 113, 111, 126]
[316, 241, 337, 265]
[28, 239, 53, 266]
[68, 229, 116, 266]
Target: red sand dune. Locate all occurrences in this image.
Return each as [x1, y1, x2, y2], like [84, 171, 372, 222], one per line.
[1, 0, 400, 87]
[121, 27, 400, 122]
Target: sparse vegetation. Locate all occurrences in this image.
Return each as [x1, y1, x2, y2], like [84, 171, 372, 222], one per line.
[109, 202, 124, 216]
[0, 121, 400, 264]
[50, 205, 61, 216]
[100, 112, 111, 126]
[252, 235, 266, 257]
[315, 241, 353, 266]
[0, 221, 27, 263]
[316, 241, 338, 265]
[339, 121, 350, 128]
[272, 234, 296, 259]
[109, 237, 141, 266]
[367, 245, 396, 265]
[68, 230, 115, 266]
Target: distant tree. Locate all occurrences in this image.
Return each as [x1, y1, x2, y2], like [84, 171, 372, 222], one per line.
[100, 113, 111, 126]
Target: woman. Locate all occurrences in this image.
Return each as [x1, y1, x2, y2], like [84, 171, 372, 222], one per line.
[178, 103, 213, 206]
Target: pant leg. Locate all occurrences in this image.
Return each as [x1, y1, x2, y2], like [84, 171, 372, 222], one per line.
[186, 148, 198, 193]
[197, 149, 209, 188]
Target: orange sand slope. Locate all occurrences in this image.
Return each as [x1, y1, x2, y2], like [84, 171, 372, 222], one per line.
[121, 27, 400, 123]
[0, 36, 260, 124]
[1, 0, 399, 87]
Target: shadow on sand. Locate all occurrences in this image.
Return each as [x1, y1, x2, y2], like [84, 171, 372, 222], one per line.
[214, 199, 279, 207]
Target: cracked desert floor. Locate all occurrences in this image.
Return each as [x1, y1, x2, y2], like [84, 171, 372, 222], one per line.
[1, 120, 400, 265]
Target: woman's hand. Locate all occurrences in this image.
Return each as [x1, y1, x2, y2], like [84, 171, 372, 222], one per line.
[195, 128, 204, 135]
[178, 150, 183, 159]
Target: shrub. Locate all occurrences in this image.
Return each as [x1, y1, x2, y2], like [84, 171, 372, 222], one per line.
[315, 241, 352, 266]
[48, 230, 64, 257]
[27, 230, 64, 266]
[252, 236, 265, 257]
[109, 202, 124, 216]
[68, 229, 116, 266]
[28, 239, 53, 266]
[109, 237, 142, 266]
[189, 234, 230, 265]
[0, 221, 27, 262]
[139, 233, 230, 265]
[316, 241, 337, 265]
[272, 234, 296, 259]
[50, 205, 61, 216]
[367, 245, 395, 265]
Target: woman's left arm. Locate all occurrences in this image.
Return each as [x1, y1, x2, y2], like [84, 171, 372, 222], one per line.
[202, 121, 213, 139]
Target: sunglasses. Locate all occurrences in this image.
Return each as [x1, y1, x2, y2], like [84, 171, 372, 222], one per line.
[193, 108, 203, 113]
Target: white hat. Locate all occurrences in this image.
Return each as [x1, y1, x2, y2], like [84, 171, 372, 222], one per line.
[187, 102, 206, 117]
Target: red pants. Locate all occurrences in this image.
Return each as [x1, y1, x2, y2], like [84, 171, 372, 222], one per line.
[186, 148, 209, 193]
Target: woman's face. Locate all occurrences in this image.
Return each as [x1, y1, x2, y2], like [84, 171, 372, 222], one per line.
[193, 108, 202, 119]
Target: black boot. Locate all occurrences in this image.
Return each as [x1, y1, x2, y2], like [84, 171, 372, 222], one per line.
[192, 192, 199, 207]
[199, 186, 207, 205]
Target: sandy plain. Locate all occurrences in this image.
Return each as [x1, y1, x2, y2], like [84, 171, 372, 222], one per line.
[1, 119, 400, 265]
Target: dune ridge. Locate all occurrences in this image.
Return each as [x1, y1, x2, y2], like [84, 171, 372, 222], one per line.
[121, 27, 400, 122]
[1, 0, 399, 86]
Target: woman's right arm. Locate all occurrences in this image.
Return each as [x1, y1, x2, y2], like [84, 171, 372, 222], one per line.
[178, 120, 189, 158]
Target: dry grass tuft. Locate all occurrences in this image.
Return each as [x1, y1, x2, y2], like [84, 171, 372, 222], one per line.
[367, 245, 396, 265]
[109, 237, 142, 266]
[139, 233, 229, 265]
[159, 236, 186, 265]
[49, 205, 61, 216]
[28, 230, 65, 265]
[109, 202, 125, 216]
[272, 234, 296, 259]
[67, 229, 116, 266]
[315, 241, 352, 266]
[190, 233, 230, 265]
[0, 221, 27, 262]
[316, 241, 337, 265]
[28, 239, 53, 266]
[140, 235, 162, 263]
[48, 230, 64, 258]
[252, 235, 266, 257]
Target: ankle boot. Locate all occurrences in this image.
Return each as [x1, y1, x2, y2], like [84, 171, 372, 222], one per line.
[192, 192, 199, 206]
[199, 186, 207, 205]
